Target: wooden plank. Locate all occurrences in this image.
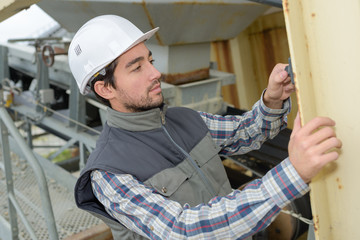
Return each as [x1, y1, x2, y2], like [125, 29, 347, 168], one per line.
[244, 11, 298, 129]
[229, 30, 261, 110]
[213, 11, 298, 128]
[283, 0, 360, 239]
[210, 40, 240, 109]
[64, 223, 112, 240]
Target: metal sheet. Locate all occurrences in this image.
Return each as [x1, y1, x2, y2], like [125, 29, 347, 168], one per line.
[283, 0, 360, 239]
[38, 0, 269, 45]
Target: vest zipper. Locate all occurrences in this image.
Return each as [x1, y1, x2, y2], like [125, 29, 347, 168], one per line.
[160, 110, 216, 197]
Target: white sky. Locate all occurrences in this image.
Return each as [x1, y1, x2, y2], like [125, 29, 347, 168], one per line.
[0, 5, 59, 43]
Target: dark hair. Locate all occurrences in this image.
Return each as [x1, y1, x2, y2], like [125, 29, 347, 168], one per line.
[90, 59, 118, 107]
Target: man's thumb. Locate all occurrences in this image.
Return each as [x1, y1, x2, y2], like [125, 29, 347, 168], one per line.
[292, 112, 302, 134]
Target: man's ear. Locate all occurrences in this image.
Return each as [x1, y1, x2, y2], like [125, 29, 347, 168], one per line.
[94, 81, 114, 100]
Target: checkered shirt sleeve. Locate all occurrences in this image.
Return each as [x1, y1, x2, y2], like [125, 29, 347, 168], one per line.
[91, 158, 309, 239]
[199, 94, 291, 155]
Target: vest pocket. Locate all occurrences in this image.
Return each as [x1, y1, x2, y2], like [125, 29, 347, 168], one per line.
[145, 166, 189, 197]
[190, 133, 220, 167]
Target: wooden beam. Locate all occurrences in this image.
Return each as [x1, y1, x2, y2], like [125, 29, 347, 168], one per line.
[64, 223, 112, 240]
[213, 11, 298, 128]
[211, 40, 240, 109]
[0, 0, 40, 22]
[283, 0, 360, 239]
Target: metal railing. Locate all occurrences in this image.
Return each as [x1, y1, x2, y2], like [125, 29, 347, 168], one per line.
[0, 103, 59, 240]
[0, 44, 58, 239]
[0, 44, 99, 239]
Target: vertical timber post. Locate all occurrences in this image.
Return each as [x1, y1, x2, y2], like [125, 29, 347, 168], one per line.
[283, 0, 360, 239]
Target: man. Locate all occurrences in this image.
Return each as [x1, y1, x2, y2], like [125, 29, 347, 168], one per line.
[68, 15, 342, 239]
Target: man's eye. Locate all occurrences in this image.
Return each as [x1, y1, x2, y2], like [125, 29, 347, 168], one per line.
[150, 59, 155, 65]
[133, 65, 141, 71]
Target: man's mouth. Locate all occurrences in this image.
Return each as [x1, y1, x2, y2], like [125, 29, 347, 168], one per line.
[149, 81, 162, 93]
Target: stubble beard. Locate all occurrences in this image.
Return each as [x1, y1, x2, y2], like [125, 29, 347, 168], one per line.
[122, 80, 164, 112]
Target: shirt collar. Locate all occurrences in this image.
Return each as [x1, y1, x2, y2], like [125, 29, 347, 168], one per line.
[106, 104, 167, 131]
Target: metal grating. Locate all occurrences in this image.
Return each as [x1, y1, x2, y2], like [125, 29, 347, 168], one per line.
[0, 151, 103, 240]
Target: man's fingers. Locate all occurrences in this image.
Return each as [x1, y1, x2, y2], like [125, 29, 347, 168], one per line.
[273, 69, 289, 85]
[279, 70, 288, 81]
[284, 84, 295, 93]
[319, 151, 341, 166]
[271, 63, 288, 83]
[276, 63, 288, 72]
[315, 137, 342, 155]
[301, 117, 336, 136]
[289, 114, 341, 183]
[307, 126, 336, 146]
[283, 77, 292, 85]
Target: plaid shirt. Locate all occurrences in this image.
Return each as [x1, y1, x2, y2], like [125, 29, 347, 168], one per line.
[91, 97, 309, 239]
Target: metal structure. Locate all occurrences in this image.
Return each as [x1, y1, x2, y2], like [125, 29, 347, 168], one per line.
[37, 0, 269, 84]
[283, 0, 360, 239]
[0, 96, 58, 240]
[0, 42, 102, 239]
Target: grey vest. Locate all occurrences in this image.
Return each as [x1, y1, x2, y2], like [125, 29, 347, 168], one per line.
[75, 105, 233, 239]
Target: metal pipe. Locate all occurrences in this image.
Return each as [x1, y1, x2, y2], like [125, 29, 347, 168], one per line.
[0, 107, 59, 240]
[0, 46, 10, 80]
[0, 215, 11, 240]
[48, 138, 77, 161]
[248, 0, 283, 8]
[8, 193, 37, 240]
[7, 37, 62, 43]
[86, 97, 107, 110]
[0, 113, 18, 239]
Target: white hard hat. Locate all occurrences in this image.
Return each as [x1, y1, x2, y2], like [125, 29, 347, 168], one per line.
[68, 15, 159, 95]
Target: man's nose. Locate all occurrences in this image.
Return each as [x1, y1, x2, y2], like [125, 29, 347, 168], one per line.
[150, 64, 161, 80]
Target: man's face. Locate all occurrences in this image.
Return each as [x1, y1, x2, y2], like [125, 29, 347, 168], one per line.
[109, 43, 163, 112]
